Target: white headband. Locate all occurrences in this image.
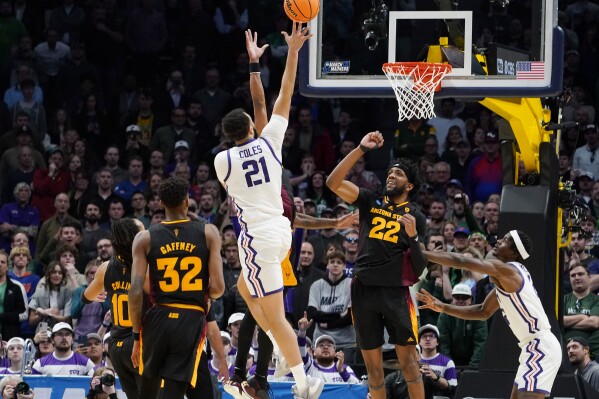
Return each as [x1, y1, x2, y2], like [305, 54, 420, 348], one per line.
[510, 230, 530, 260]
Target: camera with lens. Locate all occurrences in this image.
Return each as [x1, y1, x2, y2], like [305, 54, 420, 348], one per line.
[558, 180, 577, 210]
[362, 0, 388, 51]
[14, 382, 31, 396]
[93, 374, 115, 393]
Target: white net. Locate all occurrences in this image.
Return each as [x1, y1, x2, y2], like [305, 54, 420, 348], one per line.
[383, 63, 452, 121]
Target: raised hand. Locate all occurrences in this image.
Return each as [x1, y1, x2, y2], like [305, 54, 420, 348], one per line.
[282, 22, 313, 53]
[245, 29, 269, 62]
[335, 350, 345, 373]
[359, 131, 384, 151]
[415, 289, 445, 313]
[298, 311, 314, 332]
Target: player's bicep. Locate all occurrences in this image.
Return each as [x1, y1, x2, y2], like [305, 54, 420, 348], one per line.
[335, 181, 359, 204]
[84, 262, 108, 300]
[131, 231, 150, 288]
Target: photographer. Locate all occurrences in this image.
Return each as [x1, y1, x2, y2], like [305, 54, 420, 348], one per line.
[0, 376, 34, 399]
[86, 367, 117, 399]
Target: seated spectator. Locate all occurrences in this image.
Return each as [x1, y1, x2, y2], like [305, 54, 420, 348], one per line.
[37, 221, 85, 271]
[208, 331, 235, 377]
[28, 262, 74, 331]
[0, 182, 39, 253]
[307, 250, 355, 362]
[418, 324, 458, 397]
[566, 336, 599, 391]
[32, 322, 94, 375]
[563, 265, 599, 355]
[86, 366, 118, 399]
[437, 283, 487, 368]
[114, 156, 147, 202]
[32, 326, 54, 359]
[72, 260, 108, 344]
[304, 332, 360, 383]
[95, 238, 113, 263]
[77, 333, 105, 369]
[0, 337, 25, 375]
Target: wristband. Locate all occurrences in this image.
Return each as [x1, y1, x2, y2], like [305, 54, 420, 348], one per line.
[359, 144, 371, 153]
[249, 62, 261, 73]
[133, 331, 140, 341]
[102, 322, 110, 328]
[81, 292, 93, 304]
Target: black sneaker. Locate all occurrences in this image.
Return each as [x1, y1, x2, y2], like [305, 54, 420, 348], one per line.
[242, 376, 271, 399]
[223, 374, 245, 399]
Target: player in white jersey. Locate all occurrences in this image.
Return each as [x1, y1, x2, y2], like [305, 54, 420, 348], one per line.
[416, 230, 561, 399]
[214, 23, 325, 399]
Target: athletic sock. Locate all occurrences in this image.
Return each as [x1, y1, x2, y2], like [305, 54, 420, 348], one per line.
[266, 330, 280, 355]
[290, 363, 307, 392]
[256, 329, 273, 378]
[234, 310, 257, 375]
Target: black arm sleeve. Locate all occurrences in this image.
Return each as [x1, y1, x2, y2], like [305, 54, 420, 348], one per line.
[326, 307, 352, 329]
[306, 306, 341, 322]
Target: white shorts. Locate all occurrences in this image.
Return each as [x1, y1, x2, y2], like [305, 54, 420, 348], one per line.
[514, 331, 561, 396]
[238, 219, 292, 298]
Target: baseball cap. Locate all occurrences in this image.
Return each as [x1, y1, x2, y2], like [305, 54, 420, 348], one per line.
[447, 179, 464, 190]
[419, 183, 434, 193]
[220, 331, 232, 342]
[175, 140, 189, 150]
[126, 124, 141, 135]
[304, 199, 316, 206]
[52, 322, 74, 335]
[314, 334, 335, 347]
[334, 203, 349, 211]
[87, 333, 102, 343]
[454, 227, 470, 237]
[418, 324, 440, 337]
[568, 336, 590, 349]
[580, 171, 594, 180]
[228, 312, 244, 325]
[452, 283, 472, 297]
[7, 337, 25, 347]
[321, 207, 335, 216]
[485, 130, 499, 142]
[584, 124, 598, 133]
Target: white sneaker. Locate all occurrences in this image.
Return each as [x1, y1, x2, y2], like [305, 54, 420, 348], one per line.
[291, 376, 325, 399]
[273, 353, 291, 378]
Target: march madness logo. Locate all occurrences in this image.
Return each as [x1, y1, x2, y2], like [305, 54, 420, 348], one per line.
[322, 61, 350, 74]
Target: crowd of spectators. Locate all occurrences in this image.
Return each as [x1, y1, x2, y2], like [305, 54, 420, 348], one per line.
[1, 0, 599, 398]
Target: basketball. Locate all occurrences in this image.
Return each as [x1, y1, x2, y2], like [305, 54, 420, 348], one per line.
[283, 0, 320, 23]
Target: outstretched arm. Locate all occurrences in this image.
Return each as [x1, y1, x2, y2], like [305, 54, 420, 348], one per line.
[416, 288, 500, 321]
[246, 29, 269, 133]
[326, 131, 384, 204]
[423, 250, 521, 292]
[293, 211, 358, 230]
[272, 22, 312, 119]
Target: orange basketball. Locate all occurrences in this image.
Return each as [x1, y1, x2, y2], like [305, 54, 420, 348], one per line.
[283, 0, 320, 23]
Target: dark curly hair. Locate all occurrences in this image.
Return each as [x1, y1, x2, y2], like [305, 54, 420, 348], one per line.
[159, 177, 190, 208]
[387, 158, 422, 198]
[222, 108, 251, 142]
[111, 218, 141, 266]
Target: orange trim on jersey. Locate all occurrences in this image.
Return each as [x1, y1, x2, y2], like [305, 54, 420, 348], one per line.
[406, 290, 419, 342]
[160, 303, 205, 313]
[138, 330, 144, 375]
[190, 335, 206, 387]
[161, 219, 190, 225]
[384, 198, 409, 207]
[281, 249, 297, 287]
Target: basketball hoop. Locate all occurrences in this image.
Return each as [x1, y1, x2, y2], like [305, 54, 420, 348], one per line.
[383, 62, 452, 121]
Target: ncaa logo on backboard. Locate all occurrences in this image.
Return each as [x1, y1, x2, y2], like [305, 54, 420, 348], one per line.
[322, 61, 350, 74]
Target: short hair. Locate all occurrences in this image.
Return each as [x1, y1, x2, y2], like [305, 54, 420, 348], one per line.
[84, 258, 102, 275]
[0, 250, 8, 263]
[509, 230, 533, 261]
[222, 108, 250, 142]
[222, 238, 238, 250]
[326, 249, 345, 264]
[158, 178, 189, 208]
[568, 263, 590, 273]
[56, 243, 79, 259]
[128, 155, 143, 167]
[111, 218, 141, 265]
[61, 221, 82, 235]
